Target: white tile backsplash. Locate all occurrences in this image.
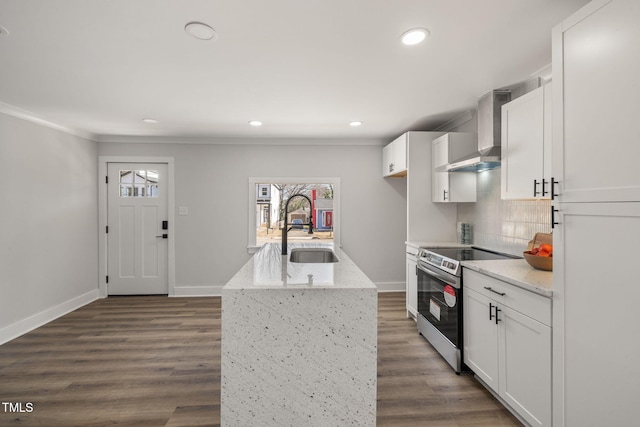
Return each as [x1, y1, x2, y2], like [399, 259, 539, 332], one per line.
[457, 168, 551, 256]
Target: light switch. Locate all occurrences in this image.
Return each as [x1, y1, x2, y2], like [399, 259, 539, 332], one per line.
[178, 206, 189, 216]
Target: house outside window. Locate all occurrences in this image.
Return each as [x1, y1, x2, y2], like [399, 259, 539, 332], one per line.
[250, 179, 338, 250]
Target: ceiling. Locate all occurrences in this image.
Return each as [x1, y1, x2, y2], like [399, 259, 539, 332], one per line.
[0, 0, 590, 142]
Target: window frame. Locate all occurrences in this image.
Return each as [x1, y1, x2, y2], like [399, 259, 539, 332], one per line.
[247, 177, 340, 254]
[118, 169, 159, 198]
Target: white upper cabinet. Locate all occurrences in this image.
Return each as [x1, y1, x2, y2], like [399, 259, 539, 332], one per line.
[432, 173, 477, 203]
[382, 133, 408, 177]
[432, 133, 477, 203]
[553, 0, 640, 203]
[501, 83, 553, 200]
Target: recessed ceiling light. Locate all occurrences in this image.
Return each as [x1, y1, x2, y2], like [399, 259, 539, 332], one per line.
[0, 25, 9, 36]
[401, 28, 429, 45]
[142, 118, 159, 124]
[349, 121, 363, 127]
[185, 21, 217, 41]
[249, 120, 263, 127]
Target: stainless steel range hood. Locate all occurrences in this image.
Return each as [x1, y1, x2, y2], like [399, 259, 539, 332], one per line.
[445, 90, 511, 172]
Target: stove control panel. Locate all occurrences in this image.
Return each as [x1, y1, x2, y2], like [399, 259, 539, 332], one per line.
[417, 249, 460, 276]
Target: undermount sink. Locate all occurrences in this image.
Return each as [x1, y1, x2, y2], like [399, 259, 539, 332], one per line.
[289, 248, 339, 263]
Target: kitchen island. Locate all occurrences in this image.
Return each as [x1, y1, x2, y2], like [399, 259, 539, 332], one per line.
[221, 243, 377, 426]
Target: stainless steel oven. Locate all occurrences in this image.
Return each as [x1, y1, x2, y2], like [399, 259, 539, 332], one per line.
[416, 246, 518, 373]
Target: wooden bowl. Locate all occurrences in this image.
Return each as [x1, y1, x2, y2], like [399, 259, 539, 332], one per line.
[523, 251, 553, 271]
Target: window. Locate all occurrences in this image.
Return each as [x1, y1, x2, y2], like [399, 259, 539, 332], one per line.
[119, 170, 158, 198]
[248, 177, 340, 252]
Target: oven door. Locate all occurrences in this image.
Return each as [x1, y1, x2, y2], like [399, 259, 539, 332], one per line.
[417, 263, 461, 348]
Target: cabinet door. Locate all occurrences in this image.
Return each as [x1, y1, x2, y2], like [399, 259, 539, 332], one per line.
[553, 201, 640, 427]
[553, 0, 640, 203]
[432, 136, 450, 202]
[383, 134, 408, 177]
[406, 256, 418, 318]
[542, 83, 553, 192]
[500, 306, 551, 427]
[501, 86, 545, 199]
[394, 135, 407, 173]
[463, 288, 499, 390]
[382, 143, 393, 177]
[434, 173, 477, 203]
[432, 135, 449, 170]
[432, 133, 477, 203]
[432, 172, 449, 202]
[449, 173, 477, 202]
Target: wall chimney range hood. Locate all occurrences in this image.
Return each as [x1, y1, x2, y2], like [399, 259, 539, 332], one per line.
[444, 90, 511, 173]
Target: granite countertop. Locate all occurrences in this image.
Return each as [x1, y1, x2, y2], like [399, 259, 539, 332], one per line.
[224, 242, 376, 290]
[461, 259, 553, 297]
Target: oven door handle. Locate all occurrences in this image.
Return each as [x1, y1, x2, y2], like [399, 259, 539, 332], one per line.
[417, 262, 460, 288]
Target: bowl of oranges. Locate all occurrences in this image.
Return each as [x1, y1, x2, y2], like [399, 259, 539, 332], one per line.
[523, 233, 553, 271]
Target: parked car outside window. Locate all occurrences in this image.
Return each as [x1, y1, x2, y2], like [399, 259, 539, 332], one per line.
[291, 219, 303, 229]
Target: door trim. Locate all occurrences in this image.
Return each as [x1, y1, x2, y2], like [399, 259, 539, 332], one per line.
[98, 156, 175, 298]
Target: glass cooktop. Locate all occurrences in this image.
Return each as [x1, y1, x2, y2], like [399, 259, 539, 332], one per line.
[428, 247, 518, 262]
[417, 246, 520, 276]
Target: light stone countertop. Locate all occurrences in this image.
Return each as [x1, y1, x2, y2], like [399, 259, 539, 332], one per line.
[406, 241, 471, 251]
[461, 258, 553, 297]
[224, 242, 377, 290]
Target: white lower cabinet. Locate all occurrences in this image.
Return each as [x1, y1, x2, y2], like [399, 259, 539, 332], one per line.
[463, 269, 551, 427]
[405, 253, 418, 319]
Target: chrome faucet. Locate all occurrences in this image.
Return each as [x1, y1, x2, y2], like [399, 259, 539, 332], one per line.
[281, 194, 313, 255]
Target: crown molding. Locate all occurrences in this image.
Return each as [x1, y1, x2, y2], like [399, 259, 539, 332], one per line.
[96, 134, 387, 146]
[0, 101, 97, 141]
[0, 102, 388, 146]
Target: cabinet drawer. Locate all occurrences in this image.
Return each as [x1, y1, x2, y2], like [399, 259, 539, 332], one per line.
[464, 269, 551, 326]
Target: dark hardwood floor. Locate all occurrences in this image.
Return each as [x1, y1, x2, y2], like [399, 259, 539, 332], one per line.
[0, 293, 521, 426]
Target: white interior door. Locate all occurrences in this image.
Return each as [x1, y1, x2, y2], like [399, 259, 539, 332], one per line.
[107, 163, 168, 295]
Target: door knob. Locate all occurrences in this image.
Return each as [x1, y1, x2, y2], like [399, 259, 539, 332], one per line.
[156, 234, 168, 239]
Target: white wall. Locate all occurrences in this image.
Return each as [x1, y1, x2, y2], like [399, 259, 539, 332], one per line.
[97, 140, 407, 293]
[0, 113, 99, 344]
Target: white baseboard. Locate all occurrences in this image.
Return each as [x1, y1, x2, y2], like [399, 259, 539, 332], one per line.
[172, 285, 223, 297]
[0, 289, 99, 345]
[375, 281, 405, 292]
